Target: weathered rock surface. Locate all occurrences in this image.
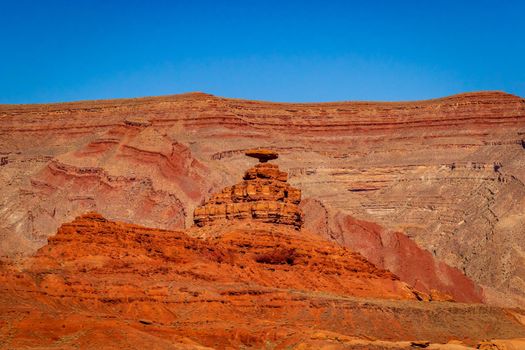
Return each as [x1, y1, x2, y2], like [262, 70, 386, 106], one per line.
[301, 198, 483, 303]
[1, 213, 524, 349]
[477, 338, 525, 350]
[1, 90, 524, 307]
[194, 153, 303, 228]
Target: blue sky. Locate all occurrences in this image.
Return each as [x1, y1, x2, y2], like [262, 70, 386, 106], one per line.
[0, 0, 524, 103]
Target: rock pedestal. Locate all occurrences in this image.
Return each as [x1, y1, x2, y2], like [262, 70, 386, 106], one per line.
[193, 151, 303, 229]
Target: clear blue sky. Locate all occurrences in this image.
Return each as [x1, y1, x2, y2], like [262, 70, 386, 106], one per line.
[1, 0, 524, 103]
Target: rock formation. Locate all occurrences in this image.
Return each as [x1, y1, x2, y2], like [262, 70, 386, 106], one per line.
[245, 148, 279, 162]
[193, 149, 304, 229]
[1, 213, 524, 349]
[1, 90, 524, 308]
[300, 198, 484, 303]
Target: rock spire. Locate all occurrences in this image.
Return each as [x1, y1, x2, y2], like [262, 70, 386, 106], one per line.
[193, 150, 304, 228]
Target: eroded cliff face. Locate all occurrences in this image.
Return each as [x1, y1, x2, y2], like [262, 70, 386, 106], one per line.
[0, 121, 221, 256]
[1, 91, 524, 307]
[1, 213, 524, 349]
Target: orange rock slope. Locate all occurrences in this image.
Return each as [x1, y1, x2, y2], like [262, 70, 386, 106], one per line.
[1, 90, 525, 308]
[2, 213, 525, 349]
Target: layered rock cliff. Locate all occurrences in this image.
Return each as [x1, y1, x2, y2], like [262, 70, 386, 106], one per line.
[1, 90, 524, 307]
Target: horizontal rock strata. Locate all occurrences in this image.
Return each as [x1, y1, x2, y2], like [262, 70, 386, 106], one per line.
[1, 90, 524, 307]
[194, 162, 304, 228]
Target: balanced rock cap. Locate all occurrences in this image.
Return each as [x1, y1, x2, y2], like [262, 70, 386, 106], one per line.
[193, 148, 303, 229]
[245, 149, 278, 163]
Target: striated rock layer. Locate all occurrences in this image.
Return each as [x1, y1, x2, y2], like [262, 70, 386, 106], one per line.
[1, 90, 525, 307]
[194, 153, 303, 229]
[1, 213, 524, 349]
[301, 198, 483, 303]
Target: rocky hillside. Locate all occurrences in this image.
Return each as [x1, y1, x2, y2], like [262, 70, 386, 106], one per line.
[1, 149, 524, 349]
[1, 91, 524, 307]
[1, 213, 524, 348]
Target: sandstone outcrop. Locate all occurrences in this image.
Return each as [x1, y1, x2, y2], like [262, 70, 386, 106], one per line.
[300, 198, 483, 303]
[1, 213, 524, 349]
[193, 150, 304, 228]
[1, 90, 524, 307]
